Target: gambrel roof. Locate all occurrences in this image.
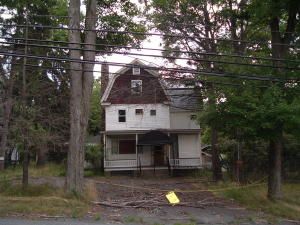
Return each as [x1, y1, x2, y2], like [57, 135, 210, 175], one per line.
[101, 59, 170, 105]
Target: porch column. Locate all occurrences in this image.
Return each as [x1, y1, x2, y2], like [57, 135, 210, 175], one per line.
[103, 133, 106, 161]
[135, 133, 138, 167]
[168, 132, 171, 159]
[198, 131, 202, 166]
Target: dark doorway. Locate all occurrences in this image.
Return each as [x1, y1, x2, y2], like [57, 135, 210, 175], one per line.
[153, 145, 165, 166]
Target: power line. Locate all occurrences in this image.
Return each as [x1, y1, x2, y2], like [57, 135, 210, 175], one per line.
[2, 36, 300, 64]
[0, 23, 298, 48]
[0, 12, 297, 35]
[0, 50, 297, 82]
[1, 40, 299, 71]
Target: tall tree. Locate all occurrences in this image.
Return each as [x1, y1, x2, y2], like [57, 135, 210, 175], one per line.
[67, 0, 146, 193]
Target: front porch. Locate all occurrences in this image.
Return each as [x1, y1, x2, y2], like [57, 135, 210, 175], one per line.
[104, 158, 203, 171]
[103, 130, 203, 172]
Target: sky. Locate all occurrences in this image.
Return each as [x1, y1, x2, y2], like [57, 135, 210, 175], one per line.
[94, 35, 169, 78]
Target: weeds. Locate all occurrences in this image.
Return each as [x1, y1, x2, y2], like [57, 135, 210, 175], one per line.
[218, 183, 300, 220]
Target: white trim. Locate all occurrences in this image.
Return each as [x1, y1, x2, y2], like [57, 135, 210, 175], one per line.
[0, 157, 4, 161]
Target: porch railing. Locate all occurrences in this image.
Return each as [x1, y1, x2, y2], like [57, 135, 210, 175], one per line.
[104, 159, 137, 168]
[104, 158, 203, 169]
[169, 158, 202, 167]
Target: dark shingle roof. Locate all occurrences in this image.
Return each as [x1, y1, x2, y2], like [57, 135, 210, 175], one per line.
[165, 88, 200, 112]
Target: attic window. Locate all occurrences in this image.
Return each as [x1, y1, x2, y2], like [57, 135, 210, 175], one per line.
[132, 67, 140, 75]
[131, 80, 142, 95]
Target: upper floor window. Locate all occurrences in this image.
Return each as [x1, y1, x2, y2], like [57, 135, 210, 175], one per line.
[118, 110, 126, 122]
[135, 109, 143, 115]
[131, 80, 142, 95]
[150, 109, 156, 116]
[132, 67, 140, 75]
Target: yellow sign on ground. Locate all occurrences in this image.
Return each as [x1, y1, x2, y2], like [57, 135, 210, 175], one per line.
[166, 191, 180, 205]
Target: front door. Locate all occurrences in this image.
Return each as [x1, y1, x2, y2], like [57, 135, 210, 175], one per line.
[154, 145, 165, 166]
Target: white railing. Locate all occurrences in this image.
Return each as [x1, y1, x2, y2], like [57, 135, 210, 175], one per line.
[169, 158, 202, 167]
[104, 159, 137, 168]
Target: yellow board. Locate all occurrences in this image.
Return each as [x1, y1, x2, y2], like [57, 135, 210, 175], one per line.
[166, 191, 180, 205]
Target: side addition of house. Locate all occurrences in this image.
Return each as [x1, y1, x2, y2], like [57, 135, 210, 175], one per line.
[100, 59, 203, 173]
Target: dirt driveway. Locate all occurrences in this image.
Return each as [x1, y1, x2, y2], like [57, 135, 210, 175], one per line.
[88, 176, 297, 225]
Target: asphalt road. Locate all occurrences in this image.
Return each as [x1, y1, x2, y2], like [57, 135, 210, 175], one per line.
[0, 218, 299, 225]
[0, 219, 105, 225]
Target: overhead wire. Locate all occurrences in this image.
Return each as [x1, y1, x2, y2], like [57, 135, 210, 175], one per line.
[0, 50, 296, 82]
[0, 40, 299, 71]
[0, 12, 297, 35]
[0, 23, 298, 48]
[1, 36, 299, 64]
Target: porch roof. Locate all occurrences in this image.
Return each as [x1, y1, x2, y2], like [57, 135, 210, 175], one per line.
[101, 129, 201, 135]
[137, 130, 172, 146]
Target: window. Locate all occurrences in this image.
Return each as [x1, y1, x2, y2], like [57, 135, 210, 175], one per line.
[132, 67, 140, 75]
[131, 80, 142, 95]
[150, 109, 156, 116]
[190, 114, 197, 120]
[119, 140, 136, 154]
[118, 110, 126, 122]
[135, 109, 143, 115]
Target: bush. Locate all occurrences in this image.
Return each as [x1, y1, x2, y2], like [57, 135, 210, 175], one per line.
[85, 144, 102, 169]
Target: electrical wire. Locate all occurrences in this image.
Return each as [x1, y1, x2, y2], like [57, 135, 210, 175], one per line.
[0, 23, 298, 48]
[0, 50, 296, 82]
[1, 40, 299, 71]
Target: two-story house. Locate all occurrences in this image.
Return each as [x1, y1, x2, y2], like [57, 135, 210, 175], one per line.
[100, 59, 203, 173]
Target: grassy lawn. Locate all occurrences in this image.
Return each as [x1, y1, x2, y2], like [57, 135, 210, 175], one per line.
[217, 182, 300, 221]
[0, 163, 66, 180]
[0, 164, 91, 218]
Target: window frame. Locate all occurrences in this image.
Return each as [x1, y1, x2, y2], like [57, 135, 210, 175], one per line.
[118, 139, 136, 154]
[135, 108, 143, 115]
[150, 109, 156, 116]
[131, 80, 142, 95]
[118, 109, 126, 122]
[132, 67, 140, 75]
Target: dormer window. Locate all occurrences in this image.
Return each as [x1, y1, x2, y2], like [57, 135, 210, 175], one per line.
[131, 80, 142, 95]
[132, 67, 140, 75]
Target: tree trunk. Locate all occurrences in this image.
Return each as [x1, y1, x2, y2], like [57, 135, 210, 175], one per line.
[211, 127, 223, 181]
[36, 144, 48, 166]
[268, 136, 282, 200]
[22, 142, 29, 188]
[66, 0, 97, 194]
[0, 59, 17, 170]
[66, 0, 84, 194]
[80, 0, 97, 162]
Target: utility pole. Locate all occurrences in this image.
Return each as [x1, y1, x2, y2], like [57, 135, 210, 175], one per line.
[22, 8, 29, 188]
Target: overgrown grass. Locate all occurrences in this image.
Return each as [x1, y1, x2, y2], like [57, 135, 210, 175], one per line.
[217, 183, 300, 220]
[0, 163, 66, 181]
[0, 163, 97, 217]
[0, 182, 89, 217]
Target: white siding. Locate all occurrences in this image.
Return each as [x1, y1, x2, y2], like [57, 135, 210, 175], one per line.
[170, 112, 200, 129]
[105, 104, 170, 131]
[178, 134, 201, 159]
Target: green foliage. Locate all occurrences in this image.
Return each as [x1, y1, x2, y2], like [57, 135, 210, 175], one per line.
[85, 144, 102, 169]
[220, 183, 300, 220]
[88, 80, 101, 135]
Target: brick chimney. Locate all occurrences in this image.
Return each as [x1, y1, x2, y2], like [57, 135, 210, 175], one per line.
[100, 62, 109, 97]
